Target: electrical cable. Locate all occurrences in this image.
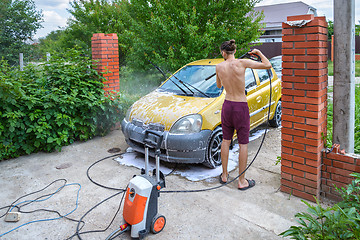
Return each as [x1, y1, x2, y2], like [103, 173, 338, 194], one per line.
[70, 189, 126, 240]
[8, 183, 76, 213]
[105, 225, 130, 240]
[66, 153, 128, 240]
[165, 163, 178, 177]
[86, 153, 126, 191]
[0, 178, 67, 219]
[19, 207, 85, 229]
[0, 182, 81, 238]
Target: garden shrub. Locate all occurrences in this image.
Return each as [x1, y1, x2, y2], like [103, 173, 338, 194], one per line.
[0, 48, 128, 160]
[280, 173, 360, 239]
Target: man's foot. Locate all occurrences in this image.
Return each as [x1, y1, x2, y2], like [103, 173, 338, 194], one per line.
[238, 179, 255, 191]
[219, 173, 228, 184]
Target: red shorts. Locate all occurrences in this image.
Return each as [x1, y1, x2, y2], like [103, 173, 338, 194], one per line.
[221, 100, 250, 144]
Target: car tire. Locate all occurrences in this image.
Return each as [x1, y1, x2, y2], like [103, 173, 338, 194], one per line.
[269, 100, 282, 128]
[203, 127, 223, 168]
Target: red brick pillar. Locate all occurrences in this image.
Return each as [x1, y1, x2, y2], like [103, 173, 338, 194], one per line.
[91, 33, 120, 94]
[281, 14, 328, 202]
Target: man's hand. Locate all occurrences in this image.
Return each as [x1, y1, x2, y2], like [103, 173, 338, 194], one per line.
[247, 49, 271, 69]
[249, 49, 261, 55]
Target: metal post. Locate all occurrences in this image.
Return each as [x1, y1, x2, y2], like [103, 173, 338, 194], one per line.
[145, 147, 149, 176]
[333, 0, 355, 153]
[156, 154, 160, 183]
[19, 53, 24, 71]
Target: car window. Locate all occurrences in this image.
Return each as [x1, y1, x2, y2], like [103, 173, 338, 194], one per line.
[245, 68, 256, 89]
[269, 57, 282, 73]
[158, 65, 222, 97]
[256, 69, 270, 83]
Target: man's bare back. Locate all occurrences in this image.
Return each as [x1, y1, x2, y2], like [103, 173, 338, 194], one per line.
[216, 49, 272, 102]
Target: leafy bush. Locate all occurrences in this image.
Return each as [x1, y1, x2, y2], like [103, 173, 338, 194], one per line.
[280, 173, 360, 239]
[0, 48, 127, 160]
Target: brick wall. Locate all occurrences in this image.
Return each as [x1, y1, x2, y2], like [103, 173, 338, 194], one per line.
[91, 33, 120, 94]
[280, 14, 328, 202]
[322, 145, 360, 201]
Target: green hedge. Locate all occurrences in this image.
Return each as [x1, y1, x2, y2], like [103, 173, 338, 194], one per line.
[0, 48, 130, 160]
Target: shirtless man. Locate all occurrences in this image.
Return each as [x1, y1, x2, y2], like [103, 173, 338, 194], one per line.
[216, 39, 271, 190]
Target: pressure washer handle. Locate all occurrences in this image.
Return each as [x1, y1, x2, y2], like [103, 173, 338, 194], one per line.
[144, 130, 163, 152]
[239, 52, 261, 62]
[144, 130, 164, 183]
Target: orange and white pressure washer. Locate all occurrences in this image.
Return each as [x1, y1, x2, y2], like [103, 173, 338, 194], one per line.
[123, 130, 166, 239]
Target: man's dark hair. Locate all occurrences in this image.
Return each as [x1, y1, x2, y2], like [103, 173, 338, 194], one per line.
[220, 39, 236, 54]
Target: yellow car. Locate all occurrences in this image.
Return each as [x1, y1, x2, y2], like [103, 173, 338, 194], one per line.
[121, 58, 281, 168]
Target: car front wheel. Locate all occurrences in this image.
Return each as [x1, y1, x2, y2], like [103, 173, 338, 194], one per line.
[203, 127, 223, 168]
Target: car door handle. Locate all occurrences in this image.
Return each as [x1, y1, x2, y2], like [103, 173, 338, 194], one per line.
[256, 96, 262, 103]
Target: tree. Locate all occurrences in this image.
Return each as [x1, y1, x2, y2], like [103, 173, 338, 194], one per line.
[328, 20, 359, 38]
[0, 0, 43, 65]
[327, 20, 334, 40]
[64, 0, 130, 62]
[64, 0, 263, 71]
[125, 0, 264, 71]
[33, 29, 69, 57]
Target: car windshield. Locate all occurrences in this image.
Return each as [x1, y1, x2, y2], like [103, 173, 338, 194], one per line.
[158, 65, 222, 98]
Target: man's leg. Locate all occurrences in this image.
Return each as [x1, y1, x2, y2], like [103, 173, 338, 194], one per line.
[220, 139, 231, 182]
[238, 143, 249, 189]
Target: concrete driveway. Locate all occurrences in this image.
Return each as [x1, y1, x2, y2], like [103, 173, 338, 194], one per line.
[0, 127, 310, 240]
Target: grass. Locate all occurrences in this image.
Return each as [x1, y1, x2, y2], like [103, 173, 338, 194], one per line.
[327, 59, 360, 153]
[328, 60, 360, 77]
[327, 84, 360, 154]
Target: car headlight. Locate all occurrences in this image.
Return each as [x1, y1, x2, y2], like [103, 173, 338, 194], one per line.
[125, 106, 132, 122]
[170, 114, 202, 134]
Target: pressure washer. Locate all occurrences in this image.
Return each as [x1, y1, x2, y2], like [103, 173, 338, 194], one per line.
[122, 130, 166, 239]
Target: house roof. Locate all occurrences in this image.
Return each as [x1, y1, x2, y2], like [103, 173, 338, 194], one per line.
[254, 1, 317, 29]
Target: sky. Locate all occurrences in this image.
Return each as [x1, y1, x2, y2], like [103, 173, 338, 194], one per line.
[33, 0, 360, 39]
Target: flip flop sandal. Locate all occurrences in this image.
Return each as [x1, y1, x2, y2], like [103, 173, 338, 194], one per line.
[238, 179, 255, 191]
[219, 173, 228, 184]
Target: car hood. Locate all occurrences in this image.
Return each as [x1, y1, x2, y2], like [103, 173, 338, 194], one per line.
[129, 90, 215, 131]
